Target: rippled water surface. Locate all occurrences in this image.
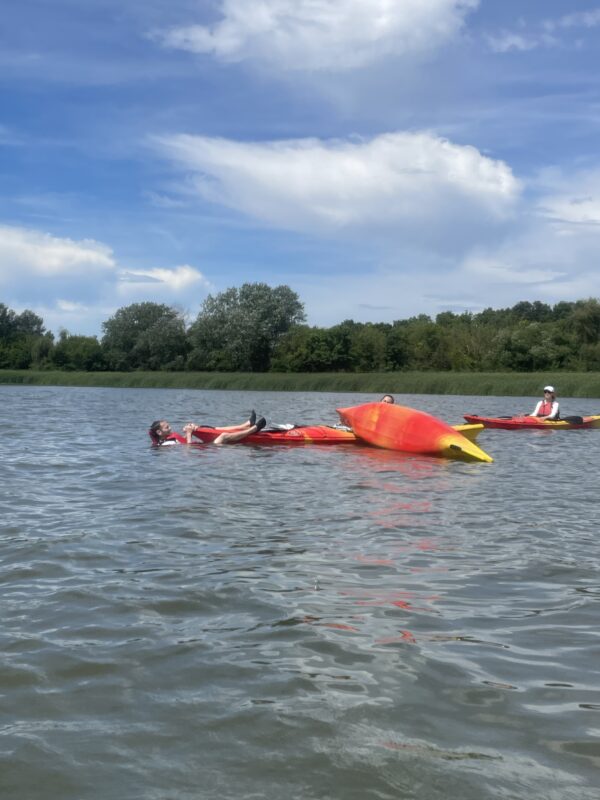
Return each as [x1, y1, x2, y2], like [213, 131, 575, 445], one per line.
[2, 385, 600, 799]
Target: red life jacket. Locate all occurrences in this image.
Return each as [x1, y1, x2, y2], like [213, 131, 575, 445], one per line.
[149, 429, 187, 445]
[537, 400, 554, 417]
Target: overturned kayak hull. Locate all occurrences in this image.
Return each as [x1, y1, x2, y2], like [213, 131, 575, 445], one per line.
[464, 414, 600, 430]
[192, 425, 358, 445]
[337, 403, 493, 463]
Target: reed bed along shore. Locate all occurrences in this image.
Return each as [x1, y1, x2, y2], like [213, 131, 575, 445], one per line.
[2, 370, 600, 397]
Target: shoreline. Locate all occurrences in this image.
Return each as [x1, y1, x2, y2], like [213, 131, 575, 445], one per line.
[2, 369, 600, 397]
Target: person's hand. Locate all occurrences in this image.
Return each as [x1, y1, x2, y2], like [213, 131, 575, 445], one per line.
[183, 423, 195, 433]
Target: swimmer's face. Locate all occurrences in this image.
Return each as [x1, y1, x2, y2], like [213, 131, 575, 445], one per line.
[381, 395, 394, 404]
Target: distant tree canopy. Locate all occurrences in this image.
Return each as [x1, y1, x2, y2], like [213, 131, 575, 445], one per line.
[0, 303, 50, 369]
[53, 331, 106, 371]
[1, 293, 600, 372]
[101, 302, 188, 370]
[188, 283, 306, 371]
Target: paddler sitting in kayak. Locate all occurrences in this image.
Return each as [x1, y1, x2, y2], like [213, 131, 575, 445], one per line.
[529, 386, 560, 420]
[149, 411, 266, 446]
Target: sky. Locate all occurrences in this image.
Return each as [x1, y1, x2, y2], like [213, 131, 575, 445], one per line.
[2, 0, 600, 336]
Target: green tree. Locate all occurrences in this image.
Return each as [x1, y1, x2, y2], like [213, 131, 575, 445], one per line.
[349, 324, 388, 371]
[571, 298, 600, 345]
[52, 331, 105, 371]
[511, 300, 553, 323]
[0, 303, 17, 340]
[102, 303, 187, 370]
[134, 316, 189, 370]
[31, 332, 55, 368]
[0, 304, 48, 368]
[14, 309, 45, 337]
[188, 283, 305, 372]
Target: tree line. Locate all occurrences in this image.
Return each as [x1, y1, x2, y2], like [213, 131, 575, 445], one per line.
[2, 284, 600, 373]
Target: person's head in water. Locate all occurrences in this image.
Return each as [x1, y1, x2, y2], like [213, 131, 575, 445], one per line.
[149, 420, 171, 444]
[381, 395, 394, 404]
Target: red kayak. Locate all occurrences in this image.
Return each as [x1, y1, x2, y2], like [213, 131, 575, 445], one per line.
[463, 414, 600, 430]
[191, 424, 358, 445]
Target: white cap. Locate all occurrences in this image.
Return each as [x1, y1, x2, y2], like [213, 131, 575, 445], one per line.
[543, 385, 555, 393]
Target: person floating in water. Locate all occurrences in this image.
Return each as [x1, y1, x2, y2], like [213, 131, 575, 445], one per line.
[149, 411, 266, 446]
[529, 386, 560, 420]
[381, 395, 395, 404]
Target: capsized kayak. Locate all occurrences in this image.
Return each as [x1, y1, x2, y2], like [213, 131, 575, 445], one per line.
[464, 414, 600, 430]
[337, 403, 493, 463]
[192, 424, 358, 445]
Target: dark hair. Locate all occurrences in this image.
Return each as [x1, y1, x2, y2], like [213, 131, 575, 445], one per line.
[149, 420, 163, 445]
[381, 395, 395, 404]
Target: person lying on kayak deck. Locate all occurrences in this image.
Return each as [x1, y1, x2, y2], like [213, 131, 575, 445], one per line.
[529, 386, 560, 420]
[381, 395, 395, 404]
[149, 412, 266, 446]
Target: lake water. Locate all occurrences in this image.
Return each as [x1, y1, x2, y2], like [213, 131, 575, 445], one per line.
[2, 385, 599, 800]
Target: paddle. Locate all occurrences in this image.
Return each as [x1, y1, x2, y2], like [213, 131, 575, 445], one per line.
[561, 416, 584, 425]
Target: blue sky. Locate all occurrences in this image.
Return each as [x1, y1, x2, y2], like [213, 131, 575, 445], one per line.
[2, 0, 600, 336]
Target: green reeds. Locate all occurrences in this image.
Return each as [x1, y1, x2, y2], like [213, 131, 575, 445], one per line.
[1, 370, 600, 397]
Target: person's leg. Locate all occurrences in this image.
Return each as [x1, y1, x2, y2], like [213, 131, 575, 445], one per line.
[214, 421, 252, 432]
[212, 411, 257, 432]
[214, 417, 266, 444]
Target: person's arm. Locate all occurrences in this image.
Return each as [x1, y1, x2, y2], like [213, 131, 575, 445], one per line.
[546, 401, 559, 420]
[183, 423, 195, 444]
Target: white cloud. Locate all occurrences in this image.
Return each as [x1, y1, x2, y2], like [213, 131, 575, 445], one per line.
[536, 170, 600, 227]
[301, 164, 600, 324]
[540, 194, 600, 227]
[488, 7, 600, 53]
[544, 9, 600, 33]
[142, 190, 187, 209]
[0, 223, 211, 334]
[158, 0, 478, 70]
[156, 131, 520, 248]
[486, 32, 540, 53]
[454, 189, 600, 307]
[295, 211, 600, 324]
[0, 224, 116, 281]
[56, 299, 89, 312]
[461, 255, 566, 286]
[118, 264, 209, 291]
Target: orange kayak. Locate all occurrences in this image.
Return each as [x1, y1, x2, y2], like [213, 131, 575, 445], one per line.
[192, 424, 358, 445]
[337, 403, 493, 462]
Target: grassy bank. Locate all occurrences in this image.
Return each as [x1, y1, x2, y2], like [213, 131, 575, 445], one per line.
[1, 370, 600, 397]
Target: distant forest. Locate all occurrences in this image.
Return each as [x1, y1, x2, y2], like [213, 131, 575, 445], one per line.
[2, 283, 600, 373]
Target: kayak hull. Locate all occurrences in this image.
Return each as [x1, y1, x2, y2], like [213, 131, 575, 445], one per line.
[464, 414, 600, 430]
[192, 425, 358, 445]
[337, 403, 493, 463]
